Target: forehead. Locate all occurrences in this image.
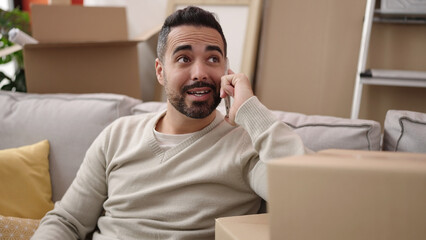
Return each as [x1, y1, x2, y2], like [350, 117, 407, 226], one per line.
[166, 25, 224, 54]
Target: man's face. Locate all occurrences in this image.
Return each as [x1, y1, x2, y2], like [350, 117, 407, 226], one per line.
[156, 25, 227, 119]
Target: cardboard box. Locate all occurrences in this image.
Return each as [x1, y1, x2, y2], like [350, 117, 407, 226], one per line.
[215, 214, 269, 240]
[23, 5, 145, 99]
[268, 149, 426, 240]
[31, 4, 128, 43]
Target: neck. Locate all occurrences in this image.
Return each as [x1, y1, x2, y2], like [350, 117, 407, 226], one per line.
[156, 102, 217, 134]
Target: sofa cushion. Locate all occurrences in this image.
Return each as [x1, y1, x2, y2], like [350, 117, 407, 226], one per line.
[0, 140, 54, 219]
[0, 215, 40, 240]
[272, 111, 381, 151]
[383, 110, 426, 153]
[132, 101, 382, 152]
[132, 101, 167, 114]
[0, 91, 142, 201]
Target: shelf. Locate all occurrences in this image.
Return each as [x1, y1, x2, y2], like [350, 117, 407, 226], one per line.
[375, 9, 426, 17]
[374, 10, 426, 24]
[361, 69, 426, 80]
[350, 0, 426, 119]
[360, 69, 426, 87]
[360, 77, 426, 87]
[373, 16, 426, 24]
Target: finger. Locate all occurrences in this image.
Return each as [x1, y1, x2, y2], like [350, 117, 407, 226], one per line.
[220, 85, 234, 98]
[220, 75, 235, 98]
[224, 116, 236, 126]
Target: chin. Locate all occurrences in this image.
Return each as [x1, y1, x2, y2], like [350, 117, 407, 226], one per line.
[184, 101, 215, 119]
[168, 91, 221, 119]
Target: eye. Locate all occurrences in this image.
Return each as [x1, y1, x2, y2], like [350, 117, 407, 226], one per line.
[208, 56, 220, 63]
[177, 56, 190, 63]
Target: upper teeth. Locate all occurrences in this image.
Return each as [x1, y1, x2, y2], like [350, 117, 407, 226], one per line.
[189, 91, 209, 94]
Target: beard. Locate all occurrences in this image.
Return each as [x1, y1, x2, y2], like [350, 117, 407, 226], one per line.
[165, 79, 222, 119]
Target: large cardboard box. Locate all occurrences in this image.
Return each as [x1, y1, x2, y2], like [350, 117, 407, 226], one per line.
[30, 4, 128, 43]
[268, 149, 426, 240]
[215, 214, 269, 240]
[23, 5, 144, 99]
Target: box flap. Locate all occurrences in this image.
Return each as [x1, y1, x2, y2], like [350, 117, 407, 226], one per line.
[23, 40, 140, 49]
[269, 150, 426, 171]
[31, 4, 128, 43]
[215, 214, 269, 240]
[318, 149, 426, 160]
[0, 45, 22, 57]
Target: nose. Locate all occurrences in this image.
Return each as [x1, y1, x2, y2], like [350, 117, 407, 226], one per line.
[191, 61, 208, 81]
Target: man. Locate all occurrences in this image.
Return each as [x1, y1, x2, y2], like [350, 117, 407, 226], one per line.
[32, 6, 308, 240]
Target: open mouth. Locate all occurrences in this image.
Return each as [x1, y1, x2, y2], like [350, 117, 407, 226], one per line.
[182, 82, 217, 100]
[187, 90, 211, 97]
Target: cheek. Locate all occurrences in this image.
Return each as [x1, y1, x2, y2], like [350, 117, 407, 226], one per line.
[213, 72, 224, 86]
[165, 70, 188, 89]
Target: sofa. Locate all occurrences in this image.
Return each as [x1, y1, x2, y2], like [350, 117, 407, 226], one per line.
[0, 90, 424, 239]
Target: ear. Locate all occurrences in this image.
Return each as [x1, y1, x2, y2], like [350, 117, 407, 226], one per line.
[155, 58, 165, 86]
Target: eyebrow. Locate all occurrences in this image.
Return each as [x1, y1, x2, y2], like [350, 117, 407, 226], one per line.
[173, 45, 192, 56]
[206, 45, 223, 56]
[172, 44, 224, 56]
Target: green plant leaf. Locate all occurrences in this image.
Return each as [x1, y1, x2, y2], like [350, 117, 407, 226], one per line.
[0, 8, 29, 92]
[14, 68, 26, 92]
[0, 71, 12, 81]
[1, 82, 14, 91]
[0, 71, 12, 90]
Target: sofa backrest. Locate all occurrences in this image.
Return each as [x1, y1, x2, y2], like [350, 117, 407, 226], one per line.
[0, 91, 141, 201]
[383, 110, 426, 153]
[132, 101, 382, 152]
[0, 91, 383, 202]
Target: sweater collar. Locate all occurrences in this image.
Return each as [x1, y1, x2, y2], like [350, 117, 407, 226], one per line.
[149, 109, 226, 161]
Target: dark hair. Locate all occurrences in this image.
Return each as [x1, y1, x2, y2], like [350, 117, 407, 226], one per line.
[157, 6, 227, 62]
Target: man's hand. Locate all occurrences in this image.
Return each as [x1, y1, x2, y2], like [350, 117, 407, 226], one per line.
[220, 69, 254, 125]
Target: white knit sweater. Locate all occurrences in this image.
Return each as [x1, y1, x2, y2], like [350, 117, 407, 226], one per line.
[32, 97, 307, 240]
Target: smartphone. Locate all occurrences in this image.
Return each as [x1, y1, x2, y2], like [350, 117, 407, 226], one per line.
[225, 95, 231, 118]
[224, 59, 231, 118]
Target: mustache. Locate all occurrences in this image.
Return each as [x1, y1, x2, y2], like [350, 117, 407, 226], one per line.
[181, 82, 217, 94]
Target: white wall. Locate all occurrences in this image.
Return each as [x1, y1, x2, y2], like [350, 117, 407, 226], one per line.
[0, 0, 11, 10]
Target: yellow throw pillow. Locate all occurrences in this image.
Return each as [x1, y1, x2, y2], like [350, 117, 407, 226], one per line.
[0, 215, 40, 240]
[0, 140, 54, 219]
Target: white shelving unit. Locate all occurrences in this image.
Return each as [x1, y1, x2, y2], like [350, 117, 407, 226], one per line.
[350, 0, 426, 119]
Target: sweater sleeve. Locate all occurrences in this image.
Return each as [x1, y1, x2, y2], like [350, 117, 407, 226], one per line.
[235, 96, 309, 200]
[31, 127, 109, 240]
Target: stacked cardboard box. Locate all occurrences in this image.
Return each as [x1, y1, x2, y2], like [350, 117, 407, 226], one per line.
[23, 5, 145, 99]
[215, 214, 269, 240]
[216, 150, 426, 240]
